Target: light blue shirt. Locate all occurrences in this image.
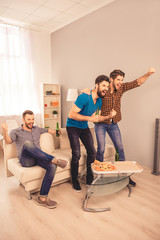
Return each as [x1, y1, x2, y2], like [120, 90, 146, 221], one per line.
[66, 92, 102, 129]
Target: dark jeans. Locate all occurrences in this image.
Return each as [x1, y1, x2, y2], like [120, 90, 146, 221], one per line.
[66, 127, 95, 181]
[20, 141, 57, 197]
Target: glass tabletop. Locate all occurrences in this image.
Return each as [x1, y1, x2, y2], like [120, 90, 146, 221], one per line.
[80, 173, 133, 197]
[79, 172, 133, 186]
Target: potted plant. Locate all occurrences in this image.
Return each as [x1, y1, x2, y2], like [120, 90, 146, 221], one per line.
[52, 110, 58, 118]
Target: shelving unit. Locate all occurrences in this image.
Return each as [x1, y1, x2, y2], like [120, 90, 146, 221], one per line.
[41, 83, 61, 129]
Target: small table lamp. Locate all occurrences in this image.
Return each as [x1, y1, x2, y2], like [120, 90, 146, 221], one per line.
[66, 89, 78, 105]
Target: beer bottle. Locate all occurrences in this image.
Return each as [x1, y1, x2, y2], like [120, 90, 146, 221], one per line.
[94, 107, 99, 124]
[56, 122, 60, 137]
[115, 148, 119, 161]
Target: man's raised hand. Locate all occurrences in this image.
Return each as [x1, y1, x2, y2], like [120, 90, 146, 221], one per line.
[1, 122, 8, 133]
[148, 67, 156, 75]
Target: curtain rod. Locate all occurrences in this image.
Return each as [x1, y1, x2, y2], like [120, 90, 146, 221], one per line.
[0, 19, 49, 33]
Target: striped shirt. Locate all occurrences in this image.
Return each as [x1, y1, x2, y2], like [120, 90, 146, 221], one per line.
[101, 79, 139, 124]
[10, 125, 48, 159]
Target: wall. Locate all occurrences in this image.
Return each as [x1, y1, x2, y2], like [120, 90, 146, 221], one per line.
[51, 0, 160, 169]
[30, 31, 52, 127]
[30, 31, 52, 85]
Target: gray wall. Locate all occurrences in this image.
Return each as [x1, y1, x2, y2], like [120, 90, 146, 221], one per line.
[51, 0, 160, 169]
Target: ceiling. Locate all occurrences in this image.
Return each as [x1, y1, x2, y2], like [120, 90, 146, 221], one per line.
[0, 0, 115, 33]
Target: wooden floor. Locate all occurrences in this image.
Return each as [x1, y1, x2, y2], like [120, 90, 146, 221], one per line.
[0, 149, 160, 240]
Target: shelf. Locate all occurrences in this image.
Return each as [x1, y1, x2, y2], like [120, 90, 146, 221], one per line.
[44, 94, 60, 97]
[44, 118, 60, 120]
[42, 83, 61, 128]
[44, 107, 60, 109]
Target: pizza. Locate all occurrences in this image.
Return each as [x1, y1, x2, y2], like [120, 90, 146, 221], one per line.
[92, 160, 116, 172]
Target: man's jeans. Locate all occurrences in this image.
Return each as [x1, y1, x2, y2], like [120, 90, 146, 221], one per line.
[20, 141, 57, 197]
[95, 123, 125, 162]
[66, 127, 95, 181]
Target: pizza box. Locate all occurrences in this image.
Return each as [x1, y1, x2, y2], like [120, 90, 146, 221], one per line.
[92, 161, 143, 175]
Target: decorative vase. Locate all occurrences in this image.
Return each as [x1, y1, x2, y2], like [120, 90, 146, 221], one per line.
[53, 114, 58, 118]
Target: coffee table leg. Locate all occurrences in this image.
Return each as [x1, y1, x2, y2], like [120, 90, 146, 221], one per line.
[127, 184, 132, 197]
[83, 175, 111, 212]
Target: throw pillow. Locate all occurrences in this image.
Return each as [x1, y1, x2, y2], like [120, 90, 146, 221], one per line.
[40, 132, 55, 154]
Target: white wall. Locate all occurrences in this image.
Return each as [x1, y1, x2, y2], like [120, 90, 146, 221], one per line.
[29, 31, 52, 126]
[30, 30, 52, 97]
[51, 0, 160, 169]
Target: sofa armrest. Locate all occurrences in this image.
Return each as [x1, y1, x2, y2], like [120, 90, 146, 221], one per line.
[3, 140, 17, 177]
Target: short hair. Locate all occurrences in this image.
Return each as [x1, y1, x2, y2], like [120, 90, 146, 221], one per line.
[110, 70, 125, 80]
[95, 75, 109, 85]
[22, 110, 34, 118]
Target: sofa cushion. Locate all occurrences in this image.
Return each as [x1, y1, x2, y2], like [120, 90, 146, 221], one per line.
[8, 158, 45, 184]
[7, 147, 87, 184]
[54, 146, 86, 172]
[7, 156, 71, 184]
[94, 142, 115, 159]
[104, 144, 115, 159]
[59, 129, 70, 149]
[40, 132, 55, 154]
[59, 128, 83, 150]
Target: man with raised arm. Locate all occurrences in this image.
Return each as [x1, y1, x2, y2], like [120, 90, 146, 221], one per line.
[83, 67, 156, 187]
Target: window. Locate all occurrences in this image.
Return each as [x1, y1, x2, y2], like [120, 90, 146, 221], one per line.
[0, 23, 40, 116]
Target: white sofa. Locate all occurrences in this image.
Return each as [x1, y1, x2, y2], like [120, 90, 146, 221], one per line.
[3, 128, 115, 199]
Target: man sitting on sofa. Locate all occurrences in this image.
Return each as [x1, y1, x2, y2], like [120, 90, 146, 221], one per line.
[1, 110, 68, 209]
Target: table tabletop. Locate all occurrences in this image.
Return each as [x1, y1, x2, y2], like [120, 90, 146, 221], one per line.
[92, 161, 143, 175]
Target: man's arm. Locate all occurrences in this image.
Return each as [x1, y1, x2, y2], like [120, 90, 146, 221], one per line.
[48, 128, 62, 136]
[68, 105, 116, 123]
[81, 88, 91, 95]
[68, 104, 96, 122]
[99, 109, 116, 122]
[137, 67, 155, 85]
[48, 128, 56, 135]
[1, 122, 12, 144]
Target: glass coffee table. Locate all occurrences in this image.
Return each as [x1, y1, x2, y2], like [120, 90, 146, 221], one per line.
[80, 161, 143, 212]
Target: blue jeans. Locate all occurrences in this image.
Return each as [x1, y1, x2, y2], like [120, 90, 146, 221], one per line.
[66, 127, 95, 181]
[95, 123, 125, 162]
[20, 141, 57, 197]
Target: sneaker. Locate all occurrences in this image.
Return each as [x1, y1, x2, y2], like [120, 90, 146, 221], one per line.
[86, 174, 94, 185]
[57, 159, 69, 168]
[129, 177, 136, 187]
[37, 197, 57, 209]
[72, 179, 81, 192]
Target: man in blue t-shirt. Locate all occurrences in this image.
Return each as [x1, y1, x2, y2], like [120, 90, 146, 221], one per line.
[66, 75, 116, 192]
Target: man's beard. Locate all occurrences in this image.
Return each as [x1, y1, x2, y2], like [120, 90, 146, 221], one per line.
[113, 81, 120, 90]
[25, 123, 33, 129]
[97, 88, 106, 98]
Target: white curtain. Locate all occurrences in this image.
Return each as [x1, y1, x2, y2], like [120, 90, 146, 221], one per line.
[0, 23, 40, 116]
